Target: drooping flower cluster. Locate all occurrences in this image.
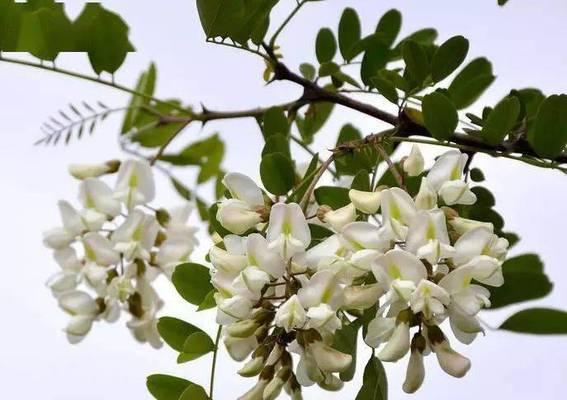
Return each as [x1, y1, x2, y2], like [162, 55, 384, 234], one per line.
[209, 148, 508, 398]
[43, 159, 198, 346]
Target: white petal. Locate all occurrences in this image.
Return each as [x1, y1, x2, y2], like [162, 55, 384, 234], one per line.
[309, 341, 352, 373]
[414, 177, 438, 210]
[246, 233, 285, 278]
[297, 270, 344, 310]
[364, 316, 396, 348]
[432, 340, 471, 378]
[79, 178, 121, 217]
[427, 150, 467, 191]
[403, 349, 425, 393]
[275, 295, 307, 332]
[323, 203, 357, 231]
[224, 335, 258, 362]
[378, 321, 410, 362]
[340, 222, 391, 252]
[58, 290, 98, 316]
[349, 189, 382, 214]
[222, 172, 264, 208]
[403, 145, 425, 177]
[217, 199, 262, 234]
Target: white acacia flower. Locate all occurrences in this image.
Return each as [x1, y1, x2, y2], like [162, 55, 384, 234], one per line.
[306, 303, 341, 334]
[364, 316, 396, 348]
[406, 209, 455, 264]
[82, 232, 120, 266]
[79, 178, 121, 218]
[372, 249, 428, 294]
[344, 284, 384, 310]
[439, 180, 477, 205]
[217, 172, 265, 234]
[111, 209, 160, 261]
[427, 150, 469, 191]
[403, 145, 425, 177]
[215, 293, 253, 325]
[349, 188, 382, 214]
[308, 341, 352, 373]
[114, 159, 155, 210]
[297, 270, 344, 310]
[238, 379, 268, 400]
[43, 201, 87, 249]
[267, 203, 311, 259]
[127, 311, 162, 349]
[246, 233, 285, 278]
[414, 177, 437, 210]
[58, 290, 99, 343]
[232, 266, 271, 300]
[378, 320, 411, 362]
[340, 222, 392, 253]
[403, 340, 426, 393]
[448, 216, 494, 236]
[321, 203, 357, 231]
[453, 226, 509, 266]
[275, 295, 307, 332]
[162, 204, 199, 240]
[431, 337, 471, 378]
[410, 279, 450, 321]
[156, 237, 194, 277]
[381, 187, 417, 240]
[224, 334, 258, 362]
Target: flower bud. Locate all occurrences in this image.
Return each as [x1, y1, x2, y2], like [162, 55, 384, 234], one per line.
[263, 367, 291, 400]
[68, 160, 120, 180]
[432, 340, 471, 378]
[239, 356, 265, 377]
[309, 341, 352, 373]
[348, 188, 384, 214]
[265, 344, 285, 366]
[378, 319, 410, 362]
[238, 379, 269, 400]
[403, 145, 425, 177]
[209, 246, 248, 274]
[402, 334, 426, 393]
[319, 203, 357, 231]
[224, 334, 258, 362]
[448, 216, 493, 236]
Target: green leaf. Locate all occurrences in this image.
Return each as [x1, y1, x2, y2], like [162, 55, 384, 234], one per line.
[198, 290, 217, 311]
[179, 384, 209, 400]
[121, 63, 157, 134]
[498, 0, 510, 5]
[308, 224, 334, 248]
[375, 9, 402, 47]
[299, 63, 316, 81]
[146, 374, 192, 400]
[260, 153, 295, 195]
[0, 1, 22, 51]
[178, 332, 215, 362]
[208, 204, 232, 237]
[402, 40, 430, 84]
[73, 3, 134, 74]
[469, 168, 485, 182]
[196, 0, 277, 44]
[371, 71, 399, 104]
[171, 177, 192, 200]
[487, 254, 553, 309]
[338, 8, 361, 61]
[314, 186, 350, 209]
[351, 170, 371, 192]
[334, 124, 377, 176]
[319, 61, 340, 77]
[17, 5, 74, 61]
[316, 28, 337, 64]
[262, 134, 291, 159]
[422, 92, 458, 141]
[130, 100, 187, 148]
[296, 100, 334, 144]
[448, 58, 495, 109]
[528, 94, 567, 158]
[157, 317, 202, 352]
[172, 263, 214, 306]
[263, 107, 289, 138]
[391, 28, 438, 60]
[500, 308, 567, 334]
[481, 96, 521, 145]
[333, 321, 360, 381]
[356, 356, 388, 400]
[431, 35, 469, 83]
[291, 154, 319, 203]
[360, 36, 390, 87]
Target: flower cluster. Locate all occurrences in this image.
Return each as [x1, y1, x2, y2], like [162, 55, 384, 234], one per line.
[209, 148, 508, 398]
[43, 159, 198, 346]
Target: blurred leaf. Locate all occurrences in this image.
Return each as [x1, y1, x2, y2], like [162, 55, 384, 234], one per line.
[260, 153, 295, 195]
[314, 186, 350, 209]
[172, 263, 214, 306]
[73, 3, 134, 74]
[500, 308, 567, 334]
[296, 100, 334, 144]
[481, 96, 521, 145]
[335, 124, 377, 176]
[487, 254, 553, 309]
[360, 38, 390, 87]
[431, 35, 469, 83]
[351, 170, 371, 191]
[528, 94, 567, 158]
[338, 8, 361, 61]
[146, 374, 192, 400]
[291, 154, 319, 203]
[262, 134, 290, 158]
[316, 28, 337, 63]
[356, 356, 388, 400]
[402, 40, 430, 84]
[208, 204, 232, 237]
[375, 9, 402, 47]
[121, 63, 157, 134]
[299, 63, 316, 81]
[308, 224, 334, 248]
[422, 92, 458, 141]
[198, 290, 217, 311]
[371, 71, 399, 104]
[448, 57, 495, 109]
[391, 28, 438, 59]
[469, 168, 485, 182]
[263, 107, 289, 138]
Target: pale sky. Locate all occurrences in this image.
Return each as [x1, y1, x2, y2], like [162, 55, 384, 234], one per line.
[0, 1, 566, 399]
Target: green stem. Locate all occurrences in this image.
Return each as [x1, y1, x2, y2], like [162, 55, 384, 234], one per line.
[209, 325, 222, 400]
[206, 39, 270, 61]
[0, 55, 186, 112]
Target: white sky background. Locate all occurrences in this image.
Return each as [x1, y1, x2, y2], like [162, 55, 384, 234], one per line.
[0, 0, 566, 399]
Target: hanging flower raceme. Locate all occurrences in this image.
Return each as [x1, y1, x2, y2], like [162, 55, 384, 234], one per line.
[208, 147, 509, 398]
[43, 159, 199, 346]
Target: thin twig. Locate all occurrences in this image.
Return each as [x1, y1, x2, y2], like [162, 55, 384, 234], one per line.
[209, 325, 222, 400]
[299, 154, 335, 211]
[375, 144, 406, 189]
[150, 119, 192, 165]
